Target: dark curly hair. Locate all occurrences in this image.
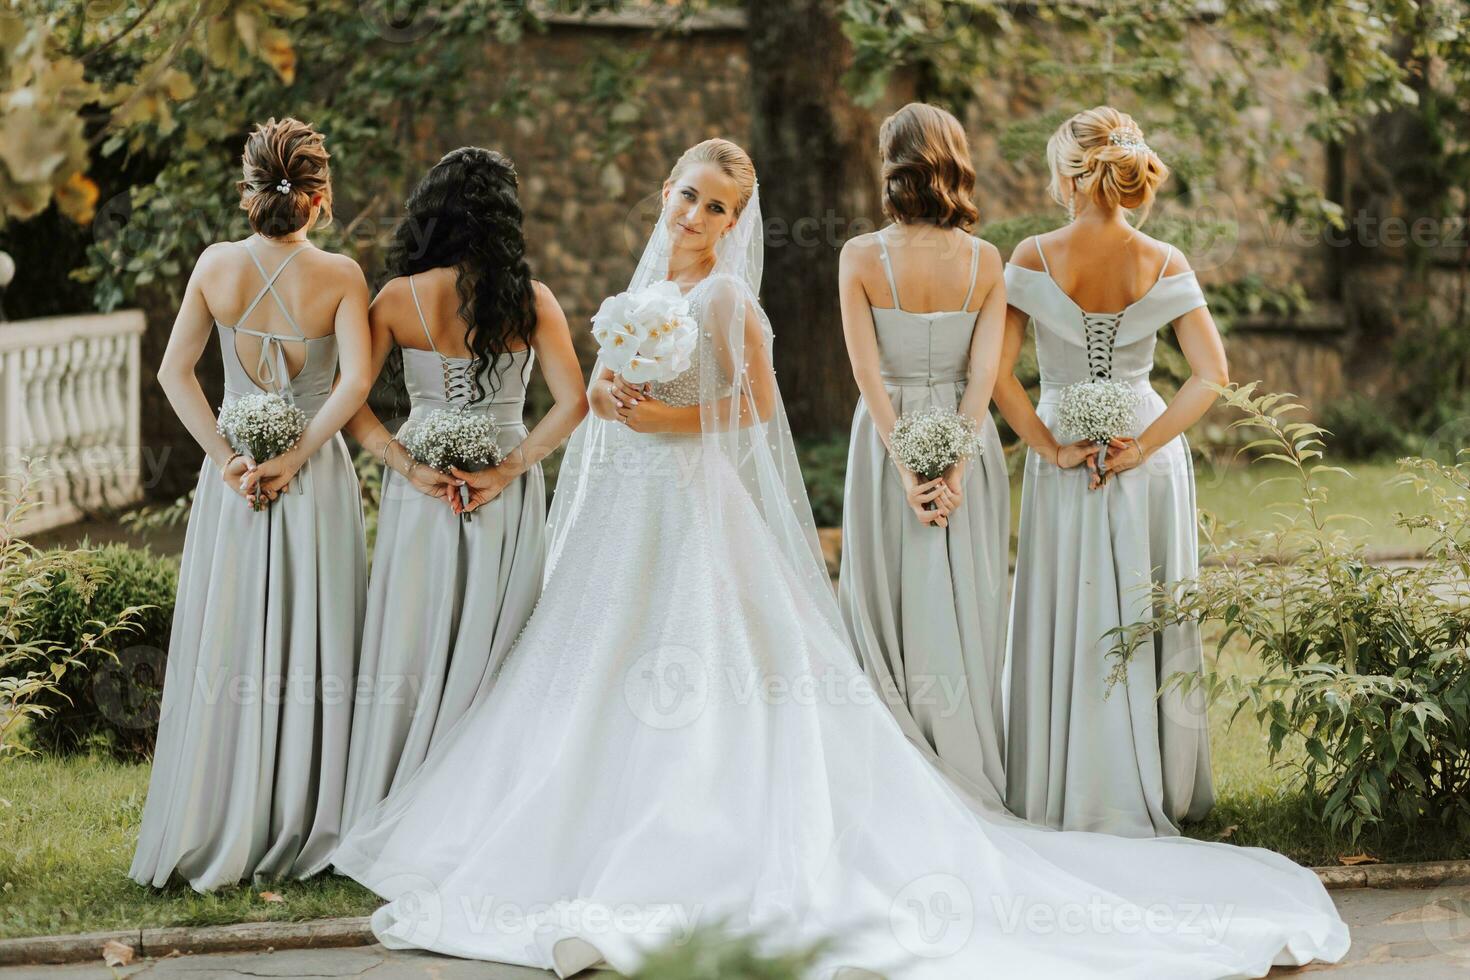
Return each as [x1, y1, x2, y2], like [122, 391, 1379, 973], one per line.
[383, 146, 536, 402]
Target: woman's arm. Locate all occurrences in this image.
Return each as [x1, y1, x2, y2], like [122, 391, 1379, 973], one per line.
[244, 259, 374, 495]
[342, 280, 454, 500]
[990, 304, 1061, 465]
[453, 283, 590, 512]
[956, 243, 1006, 426]
[838, 237, 899, 446]
[157, 245, 237, 468]
[1103, 301, 1227, 475]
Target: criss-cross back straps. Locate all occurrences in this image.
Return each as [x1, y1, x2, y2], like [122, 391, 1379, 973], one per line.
[233, 242, 308, 392]
[409, 273, 476, 404]
[960, 236, 982, 311]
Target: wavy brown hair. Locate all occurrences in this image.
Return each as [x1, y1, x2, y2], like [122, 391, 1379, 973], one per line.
[236, 117, 333, 238]
[879, 102, 978, 229]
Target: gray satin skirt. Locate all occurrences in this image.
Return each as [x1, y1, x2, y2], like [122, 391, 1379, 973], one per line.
[1005, 389, 1215, 837]
[129, 434, 366, 892]
[338, 431, 545, 836]
[837, 383, 1011, 808]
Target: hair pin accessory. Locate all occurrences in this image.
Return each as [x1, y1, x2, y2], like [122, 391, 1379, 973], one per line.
[275, 178, 292, 194]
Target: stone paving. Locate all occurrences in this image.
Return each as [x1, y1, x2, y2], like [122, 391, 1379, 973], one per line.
[3, 880, 1468, 979]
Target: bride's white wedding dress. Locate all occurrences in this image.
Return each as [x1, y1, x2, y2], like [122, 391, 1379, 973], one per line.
[331, 189, 1348, 978]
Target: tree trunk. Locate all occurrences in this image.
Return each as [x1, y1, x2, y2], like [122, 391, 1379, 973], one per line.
[746, 0, 879, 437]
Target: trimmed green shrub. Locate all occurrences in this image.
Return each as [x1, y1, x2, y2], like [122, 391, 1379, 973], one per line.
[6, 543, 178, 760]
[798, 437, 849, 529]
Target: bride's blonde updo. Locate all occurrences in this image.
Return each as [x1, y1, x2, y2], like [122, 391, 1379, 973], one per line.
[1046, 106, 1168, 223]
[667, 138, 757, 215]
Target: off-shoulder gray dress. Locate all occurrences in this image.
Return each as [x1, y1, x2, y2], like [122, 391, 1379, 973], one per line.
[837, 235, 1010, 808]
[1003, 241, 1215, 837]
[130, 242, 366, 892]
[338, 275, 545, 835]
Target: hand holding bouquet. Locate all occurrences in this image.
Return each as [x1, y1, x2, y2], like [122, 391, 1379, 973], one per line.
[216, 393, 307, 510]
[592, 280, 698, 385]
[888, 407, 984, 519]
[1055, 379, 1142, 480]
[401, 409, 505, 522]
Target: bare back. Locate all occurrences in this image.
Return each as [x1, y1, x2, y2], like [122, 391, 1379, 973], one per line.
[855, 224, 993, 314]
[377, 265, 532, 359]
[1013, 225, 1185, 315]
[199, 237, 362, 388]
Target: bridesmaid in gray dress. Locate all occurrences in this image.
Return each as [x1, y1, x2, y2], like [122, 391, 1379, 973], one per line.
[836, 103, 1011, 808]
[132, 119, 373, 891]
[338, 148, 586, 834]
[995, 106, 1229, 837]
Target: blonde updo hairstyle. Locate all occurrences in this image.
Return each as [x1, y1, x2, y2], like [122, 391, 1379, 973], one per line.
[1047, 106, 1168, 224]
[666, 138, 757, 216]
[879, 102, 978, 229]
[237, 117, 334, 238]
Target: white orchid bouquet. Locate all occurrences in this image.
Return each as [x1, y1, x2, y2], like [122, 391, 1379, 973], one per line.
[888, 407, 984, 514]
[1055, 379, 1142, 477]
[401, 409, 505, 522]
[216, 392, 307, 510]
[592, 279, 698, 384]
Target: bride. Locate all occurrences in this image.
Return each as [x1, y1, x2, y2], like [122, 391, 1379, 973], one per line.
[331, 138, 1349, 978]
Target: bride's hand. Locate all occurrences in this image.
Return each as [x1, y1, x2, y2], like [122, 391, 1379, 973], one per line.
[616, 390, 674, 433]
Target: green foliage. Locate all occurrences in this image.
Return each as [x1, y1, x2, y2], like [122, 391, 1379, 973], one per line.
[1319, 395, 1411, 461]
[797, 437, 849, 528]
[0, 471, 146, 760]
[631, 926, 831, 980]
[1108, 382, 1470, 844]
[5, 542, 178, 760]
[1, 1, 305, 225]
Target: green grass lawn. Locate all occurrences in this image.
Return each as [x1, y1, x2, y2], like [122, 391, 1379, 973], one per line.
[0, 753, 381, 940]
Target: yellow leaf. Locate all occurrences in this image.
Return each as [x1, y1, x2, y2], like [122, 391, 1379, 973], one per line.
[260, 29, 296, 85]
[1338, 853, 1381, 866]
[55, 172, 100, 225]
[101, 939, 134, 967]
[259, 890, 285, 903]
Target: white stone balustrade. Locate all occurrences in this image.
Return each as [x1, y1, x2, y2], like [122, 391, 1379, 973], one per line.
[0, 311, 146, 535]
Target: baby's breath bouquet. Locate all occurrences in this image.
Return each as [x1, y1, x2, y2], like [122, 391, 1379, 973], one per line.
[888, 407, 983, 516]
[401, 408, 505, 522]
[1055, 379, 1142, 477]
[216, 392, 307, 510]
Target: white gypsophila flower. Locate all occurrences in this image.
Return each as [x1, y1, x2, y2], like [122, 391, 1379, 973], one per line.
[888, 407, 984, 480]
[401, 408, 505, 473]
[1055, 379, 1142, 443]
[591, 280, 698, 384]
[216, 392, 307, 462]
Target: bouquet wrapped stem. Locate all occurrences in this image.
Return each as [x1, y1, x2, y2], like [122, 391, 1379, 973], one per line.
[401, 409, 505, 523]
[887, 407, 983, 520]
[216, 393, 307, 511]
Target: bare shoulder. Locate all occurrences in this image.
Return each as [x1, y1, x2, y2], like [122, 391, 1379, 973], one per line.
[530, 280, 568, 326]
[308, 247, 368, 286]
[973, 236, 1003, 272]
[1009, 234, 1045, 272]
[1130, 231, 1192, 276]
[839, 231, 883, 268]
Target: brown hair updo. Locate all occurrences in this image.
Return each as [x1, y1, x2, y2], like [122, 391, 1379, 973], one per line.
[1046, 106, 1169, 224]
[666, 138, 758, 215]
[878, 102, 978, 230]
[237, 117, 333, 238]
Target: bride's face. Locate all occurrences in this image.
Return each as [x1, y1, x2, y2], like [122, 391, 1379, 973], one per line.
[663, 163, 739, 256]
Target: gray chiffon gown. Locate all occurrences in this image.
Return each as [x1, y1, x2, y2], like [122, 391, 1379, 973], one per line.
[338, 275, 545, 835]
[130, 242, 367, 892]
[837, 235, 1010, 808]
[1003, 240, 1215, 837]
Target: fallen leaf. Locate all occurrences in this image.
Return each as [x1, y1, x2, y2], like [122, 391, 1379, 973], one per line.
[259, 890, 285, 903]
[1216, 824, 1238, 841]
[101, 939, 134, 966]
[1338, 853, 1381, 866]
